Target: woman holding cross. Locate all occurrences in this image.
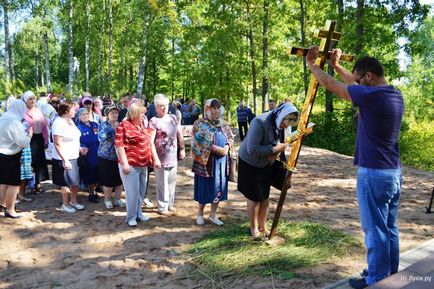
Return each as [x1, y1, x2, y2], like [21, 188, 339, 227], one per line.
[237, 103, 299, 239]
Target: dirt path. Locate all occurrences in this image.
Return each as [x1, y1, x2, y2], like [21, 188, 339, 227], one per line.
[1, 146, 432, 289]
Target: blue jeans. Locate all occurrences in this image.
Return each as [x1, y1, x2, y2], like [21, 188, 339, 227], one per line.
[357, 167, 402, 285]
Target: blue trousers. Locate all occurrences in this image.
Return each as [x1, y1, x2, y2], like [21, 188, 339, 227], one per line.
[357, 167, 402, 285]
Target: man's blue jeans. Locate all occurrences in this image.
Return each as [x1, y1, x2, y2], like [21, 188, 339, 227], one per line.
[356, 167, 402, 285]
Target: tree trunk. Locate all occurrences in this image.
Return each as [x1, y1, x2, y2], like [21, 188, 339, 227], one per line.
[299, 0, 308, 96]
[2, 0, 13, 82]
[98, 0, 106, 96]
[261, 0, 269, 113]
[352, 0, 364, 129]
[107, 0, 113, 95]
[35, 48, 39, 89]
[355, 0, 364, 54]
[246, 0, 258, 114]
[325, 0, 343, 113]
[44, 31, 51, 92]
[171, 38, 175, 100]
[152, 58, 157, 96]
[67, 0, 74, 95]
[85, 0, 90, 92]
[136, 12, 149, 97]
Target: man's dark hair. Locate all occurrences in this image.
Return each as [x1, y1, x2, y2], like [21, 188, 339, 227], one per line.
[353, 56, 384, 77]
[268, 99, 275, 103]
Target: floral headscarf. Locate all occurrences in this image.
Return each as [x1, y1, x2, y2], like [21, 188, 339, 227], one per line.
[192, 99, 224, 165]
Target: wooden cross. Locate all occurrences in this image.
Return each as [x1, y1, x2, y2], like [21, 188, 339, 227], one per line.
[268, 20, 354, 241]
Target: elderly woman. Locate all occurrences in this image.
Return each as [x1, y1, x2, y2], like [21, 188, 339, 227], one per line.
[115, 102, 160, 227]
[148, 94, 185, 215]
[52, 101, 85, 213]
[237, 103, 299, 239]
[81, 95, 103, 124]
[0, 99, 32, 218]
[98, 106, 124, 209]
[192, 99, 234, 226]
[76, 108, 100, 203]
[22, 90, 50, 193]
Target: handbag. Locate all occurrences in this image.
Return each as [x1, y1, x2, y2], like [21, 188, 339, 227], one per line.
[228, 155, 237, 183]
[271, 160, 288, 190]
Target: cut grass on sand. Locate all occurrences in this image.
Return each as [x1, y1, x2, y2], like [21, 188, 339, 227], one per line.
[185, 220, 362, 281]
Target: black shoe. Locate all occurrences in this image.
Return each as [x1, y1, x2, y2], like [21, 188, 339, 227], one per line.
[361, 269, 368, 276]
[88, 194, 99, 203]
[349, 277, 368, 289]
[5, 211, 22, 219]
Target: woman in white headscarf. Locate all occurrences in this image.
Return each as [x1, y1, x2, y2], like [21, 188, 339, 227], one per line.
[237, 102, 299, 239]
[0, 99, 32, 218]
[23, 90, 50, 193]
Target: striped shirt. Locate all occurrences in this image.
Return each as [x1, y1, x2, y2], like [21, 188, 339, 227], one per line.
[114, 120, 153, 167]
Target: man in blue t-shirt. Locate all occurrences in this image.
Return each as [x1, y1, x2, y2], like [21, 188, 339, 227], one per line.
[306, 46, 403, 289]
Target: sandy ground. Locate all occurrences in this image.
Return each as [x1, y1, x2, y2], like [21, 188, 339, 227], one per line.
[0, 146, 432, 289]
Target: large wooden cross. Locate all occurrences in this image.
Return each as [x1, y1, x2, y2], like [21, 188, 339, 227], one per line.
[268, 20, 354, 241]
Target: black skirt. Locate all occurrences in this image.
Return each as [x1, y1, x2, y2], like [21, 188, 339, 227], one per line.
[30, 133, 49, 183]
[98, 157, 122, 187]
[52, 158, 80, 187]
[0, 151, 22, 186]
[237, 157, 272, 202]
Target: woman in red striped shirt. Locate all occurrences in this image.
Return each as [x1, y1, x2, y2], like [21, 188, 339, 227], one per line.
[115, 102, 160, 227]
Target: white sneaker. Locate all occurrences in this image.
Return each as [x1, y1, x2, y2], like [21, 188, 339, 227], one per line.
[143, 197, 154, 208]
[113, 199, 125, 207]
[137, 214, 150, 222]
[60, 204, 76, 213]
[168, 206, 176, 212]
[70, 202, 85, 210]
[209, 216, 224, 226]
[105, 200, 113, 209]
[196, 215, 205, 225]
[127, 219, 137, 227]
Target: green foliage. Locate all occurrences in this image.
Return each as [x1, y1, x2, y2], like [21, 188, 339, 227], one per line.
[304, 101, 356, 156]
[186, 220, 361, 280]
[399, 120, 434, 171]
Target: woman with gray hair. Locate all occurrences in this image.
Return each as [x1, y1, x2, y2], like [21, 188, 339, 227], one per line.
[0, 99, 32, 218]
[148, 94, 185, 215]
[237, 102, 299, 239]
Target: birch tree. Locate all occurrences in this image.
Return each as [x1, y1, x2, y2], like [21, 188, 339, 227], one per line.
[67, 0, 74, 95]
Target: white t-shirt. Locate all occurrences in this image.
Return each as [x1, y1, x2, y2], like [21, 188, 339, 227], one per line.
[51, 117, 81, 160]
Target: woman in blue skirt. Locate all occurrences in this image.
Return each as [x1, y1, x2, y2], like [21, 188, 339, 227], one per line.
[192, 99, 234, 226]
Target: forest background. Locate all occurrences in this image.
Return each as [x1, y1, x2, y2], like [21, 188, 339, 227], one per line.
[1, 0, 433, 171]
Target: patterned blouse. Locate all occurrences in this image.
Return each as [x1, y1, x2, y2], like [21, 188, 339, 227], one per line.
[98, 120, 117, 161]
[114, 119, 154, 167]
[148, 114, 178, 168]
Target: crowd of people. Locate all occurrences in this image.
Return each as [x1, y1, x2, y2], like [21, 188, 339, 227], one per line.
[0, 47, 403, 288]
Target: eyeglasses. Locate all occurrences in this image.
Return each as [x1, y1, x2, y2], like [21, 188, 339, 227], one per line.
[355, 72, 367, 84]
[84, 102, 92, 105]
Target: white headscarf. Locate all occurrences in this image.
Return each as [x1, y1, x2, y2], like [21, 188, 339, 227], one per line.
[2, 99, 27, 121]
[273, 103, 299, 128]
[22, 90, 36, 103]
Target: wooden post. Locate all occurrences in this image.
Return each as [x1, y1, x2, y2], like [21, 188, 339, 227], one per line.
[268, 20, 354, 241]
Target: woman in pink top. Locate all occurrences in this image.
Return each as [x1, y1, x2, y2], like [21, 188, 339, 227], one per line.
[22, 91, 50, 193]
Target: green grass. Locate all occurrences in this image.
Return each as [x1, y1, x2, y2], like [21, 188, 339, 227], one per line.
[185, 220, 361, 281]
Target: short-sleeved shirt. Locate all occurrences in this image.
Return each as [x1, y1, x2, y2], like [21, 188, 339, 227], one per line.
[114, 120, 153, 167]
[51, 117, 81, 160]
[348, 84, 404, 169]
[98, 121, 117, 161]
[148, 114, 178, 168]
